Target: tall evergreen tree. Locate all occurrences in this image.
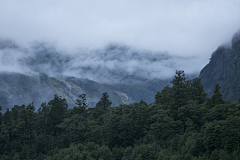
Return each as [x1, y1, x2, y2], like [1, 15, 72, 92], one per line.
[3, 108, 12, 132]
[155, 85, 173, 108]
[36, 102, 50, 135]
[170, 70, 190, 120]
[188, 78, 207, 104]
[96, 92, 112, 109]
[73, 94, 88, 115]
[91, 92, 112, 121]
[17, 105, 28, 145]
[0, 121, 9, 154]
[87, 92, 112, 144]
[26, 103, 35, 145]
[211, 84, 225, 107]
[48, 95, 68, 135]
[36, 102, 51, 154]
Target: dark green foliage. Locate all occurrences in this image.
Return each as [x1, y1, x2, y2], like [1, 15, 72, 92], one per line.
[155, 70, 207, 122]
[131, 144, 157, 160]
[188, 78, 207, 104]
[47, 95, 68, 136]
[155, 85, 173, 107]
[74, 94, 88, 115]
[212, 84, 225, 106]
[171, 70, 190, 114]
[89, 92, 112, 124]
[1, 71, 240, 159]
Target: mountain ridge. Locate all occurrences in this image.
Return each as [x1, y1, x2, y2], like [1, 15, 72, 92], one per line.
[0, 42, 175, 111]
[200, 29, 240, 102]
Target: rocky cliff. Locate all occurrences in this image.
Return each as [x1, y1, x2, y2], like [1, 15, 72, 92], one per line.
[200, 30, 240, 102]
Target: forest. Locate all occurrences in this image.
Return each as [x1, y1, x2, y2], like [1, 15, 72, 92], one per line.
[1, 70, 240, 160]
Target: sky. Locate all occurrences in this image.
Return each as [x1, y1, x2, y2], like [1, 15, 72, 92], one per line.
[0, 0, 240, 78]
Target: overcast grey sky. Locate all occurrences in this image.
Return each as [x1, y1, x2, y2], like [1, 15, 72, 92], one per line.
[0, 0, 240, 75]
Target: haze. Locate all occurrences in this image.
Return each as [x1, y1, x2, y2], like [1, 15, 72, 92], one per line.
[0, 0, 240, 78]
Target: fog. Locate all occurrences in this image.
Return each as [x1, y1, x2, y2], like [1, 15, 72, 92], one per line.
[0, 41, 202, 83]
[0, 47, 32, 74]
[62, 45, 201, 82]
[0, 0, 240, 81]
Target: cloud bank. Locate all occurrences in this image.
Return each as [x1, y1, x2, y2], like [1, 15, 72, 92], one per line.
[0, 0, 240, 80]
[0, 42, 201, 83]
[62, 45, 202, 82]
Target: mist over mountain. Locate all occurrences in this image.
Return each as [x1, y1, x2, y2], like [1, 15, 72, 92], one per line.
[1, 1, 240, 159]
[0, 0, 239, 111]
[1, 40, 200, 82]
[1, 26, 240, 110]
[1, 40, 200, 110]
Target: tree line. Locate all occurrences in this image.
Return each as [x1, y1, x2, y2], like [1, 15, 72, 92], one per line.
[1, 70, 240, 160]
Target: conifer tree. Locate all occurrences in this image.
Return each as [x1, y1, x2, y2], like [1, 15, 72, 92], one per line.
[48, 95, 68, 135]
[26, 103, 35, 145]
[91, 92, 112, 121]
[170, 70, 190, 120]
[155, 85, 173, 107]
[36, 102, 50, 135]
[188, 78, 207, 104]
[96, 92, 112, 109]
[0, 121, 9, 151]
[211, 84, 225, 107]
[74, 94, 88, 115]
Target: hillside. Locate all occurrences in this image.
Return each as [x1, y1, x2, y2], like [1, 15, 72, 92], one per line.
[0, 42, 173, 110]
[2, 70, 240, 159]
[1, 72, 168, 111]
[199, 30, 240, 102]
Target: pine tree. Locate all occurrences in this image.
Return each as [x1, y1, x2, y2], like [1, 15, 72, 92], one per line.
[170, 70, 190, 120]
[36, 102, 50, 135]
[96, 92, 112, 109]
[188, 78, 207, 104]
[73, 94, 88, 115]
[155, 85, 173, 107]
[91, 92, 112, 121]
[211, 84, 225, 107]
[48, 95, 68, 135]
[0, 121, 9, 153]
[26, 103, 35, 145]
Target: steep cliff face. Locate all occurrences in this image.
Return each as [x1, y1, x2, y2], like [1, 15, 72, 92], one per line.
[200, 30, 240, 102]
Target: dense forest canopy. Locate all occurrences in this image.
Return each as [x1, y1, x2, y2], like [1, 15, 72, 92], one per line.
[1, 70, 240, 160]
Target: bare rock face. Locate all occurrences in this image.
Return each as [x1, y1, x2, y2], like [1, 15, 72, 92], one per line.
[200, 30, 240, 102]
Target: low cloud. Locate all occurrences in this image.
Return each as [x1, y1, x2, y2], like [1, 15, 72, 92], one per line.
[0, 1, 239, 56]
[0, 48, 33, 74]
[0, 42, 203, 83]
[0, 0, 239, 82]
[62, 45, 204, 83]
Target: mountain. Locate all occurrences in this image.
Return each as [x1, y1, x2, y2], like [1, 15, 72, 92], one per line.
[199, 30, 240, 102]
[0, 70, 172, 111]
[0, 72, 53, 112]
[0, 42, 174, 111]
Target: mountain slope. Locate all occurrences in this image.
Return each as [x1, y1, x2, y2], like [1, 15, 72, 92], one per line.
[199, 30, 240, 102]
[0, 72, 54, 111]
[0, 41, 176, 110]
[0, 72, 130, 111]
[0, 71, 170, 111]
